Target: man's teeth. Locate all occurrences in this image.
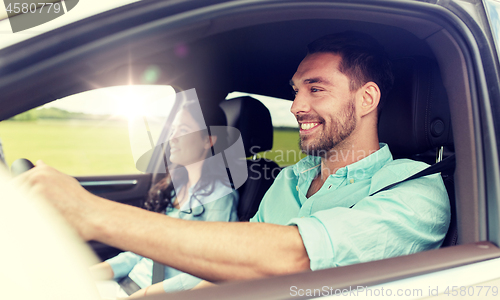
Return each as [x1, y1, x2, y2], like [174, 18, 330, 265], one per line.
[301, 123, 319, 130]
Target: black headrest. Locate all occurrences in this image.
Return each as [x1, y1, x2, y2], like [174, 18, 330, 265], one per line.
[378, 57, 453, 157]
[220, 96, 273, 157]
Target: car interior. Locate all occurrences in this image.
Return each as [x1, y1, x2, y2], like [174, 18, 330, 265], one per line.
[0, 1, 497, 295]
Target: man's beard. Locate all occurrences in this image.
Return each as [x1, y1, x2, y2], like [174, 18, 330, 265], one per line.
[299, 100, 357, 158]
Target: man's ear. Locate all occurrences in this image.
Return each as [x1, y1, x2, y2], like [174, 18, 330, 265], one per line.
[358, 81, 381, 117]
[205, 135, 218, 149]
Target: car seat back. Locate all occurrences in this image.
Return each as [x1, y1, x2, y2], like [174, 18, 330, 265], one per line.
[379, 56, 456, 247]
[221, 96, 280, 221]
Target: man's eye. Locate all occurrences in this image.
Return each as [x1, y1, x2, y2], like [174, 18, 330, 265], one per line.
[311, 87, 320, 92]
[292, 90, 298, 96]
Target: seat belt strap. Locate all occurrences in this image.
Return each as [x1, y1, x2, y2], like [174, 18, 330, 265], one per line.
[118, 275, 141, 295]
[152, 261, 165, 284]
[369, 154, 456, 197]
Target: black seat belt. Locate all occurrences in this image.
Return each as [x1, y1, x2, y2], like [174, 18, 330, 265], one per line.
[117, 261, 165, 295]
[118, 276, 142, 295]
[349, 154, 456, 209]
[369, 154, 456, 197]
[152, 261, 165, 284]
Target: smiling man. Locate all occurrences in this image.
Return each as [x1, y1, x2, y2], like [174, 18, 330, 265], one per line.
[249, 32, 450, 271]
[17, 31, 450, 292]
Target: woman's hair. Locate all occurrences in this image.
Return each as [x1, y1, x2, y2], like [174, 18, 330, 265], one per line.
[144, 100, 229, 215]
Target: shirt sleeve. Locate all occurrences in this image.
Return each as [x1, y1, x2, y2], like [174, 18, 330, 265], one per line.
[105, 251, 143, 279]
[162, 273, 203, 293]
[288, 173, 450, 271]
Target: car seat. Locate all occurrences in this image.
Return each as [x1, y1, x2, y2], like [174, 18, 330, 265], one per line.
[220, 96, 281, 221]
[378, 56, 457, 247]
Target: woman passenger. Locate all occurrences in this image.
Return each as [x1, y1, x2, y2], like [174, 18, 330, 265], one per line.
[90, 101, 239, 298]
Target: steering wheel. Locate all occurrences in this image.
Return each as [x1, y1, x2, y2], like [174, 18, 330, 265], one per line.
[11, 158, 34, 176]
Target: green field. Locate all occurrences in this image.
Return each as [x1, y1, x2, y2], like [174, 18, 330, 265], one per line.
[257, 128, 306, 165]
[0, 119, 138, 175]
[0, 120, 304, 175]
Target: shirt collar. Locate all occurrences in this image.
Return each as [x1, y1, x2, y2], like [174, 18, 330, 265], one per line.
[293, 143, 393, 180]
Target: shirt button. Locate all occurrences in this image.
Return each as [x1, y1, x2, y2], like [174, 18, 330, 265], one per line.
[328, 185, 332, 189]
[349, 179, 354, 184]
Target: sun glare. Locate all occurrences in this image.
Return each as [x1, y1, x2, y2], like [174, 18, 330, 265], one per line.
[114, 86, 148, 121]
[109, 85, 176, 122]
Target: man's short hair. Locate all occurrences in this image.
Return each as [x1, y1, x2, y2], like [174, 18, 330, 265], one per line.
[307, 31, 394, 113]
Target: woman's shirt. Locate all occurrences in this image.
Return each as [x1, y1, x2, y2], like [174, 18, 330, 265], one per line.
[106, 180, 239, 292]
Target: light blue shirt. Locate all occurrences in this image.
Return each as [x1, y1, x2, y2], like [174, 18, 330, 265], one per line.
[250, 144, 450, 270]
[107, 180, 239, 292]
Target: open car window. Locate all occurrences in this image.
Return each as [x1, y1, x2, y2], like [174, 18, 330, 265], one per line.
[226, 92, 305, 166]
[0, 85, 175, 175]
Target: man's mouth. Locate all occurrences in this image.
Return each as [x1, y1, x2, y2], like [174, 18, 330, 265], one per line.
[300, 122, 321, 131]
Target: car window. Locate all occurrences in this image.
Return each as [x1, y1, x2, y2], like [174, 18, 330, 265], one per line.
[0, 85, 175, 175]
[226, 92, 305, 166]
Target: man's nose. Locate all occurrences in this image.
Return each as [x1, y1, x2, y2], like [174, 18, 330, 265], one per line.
[290, 90, 311, 116]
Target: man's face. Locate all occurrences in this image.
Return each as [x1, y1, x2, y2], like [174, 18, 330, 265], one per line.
[290, 53, 358, 157]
